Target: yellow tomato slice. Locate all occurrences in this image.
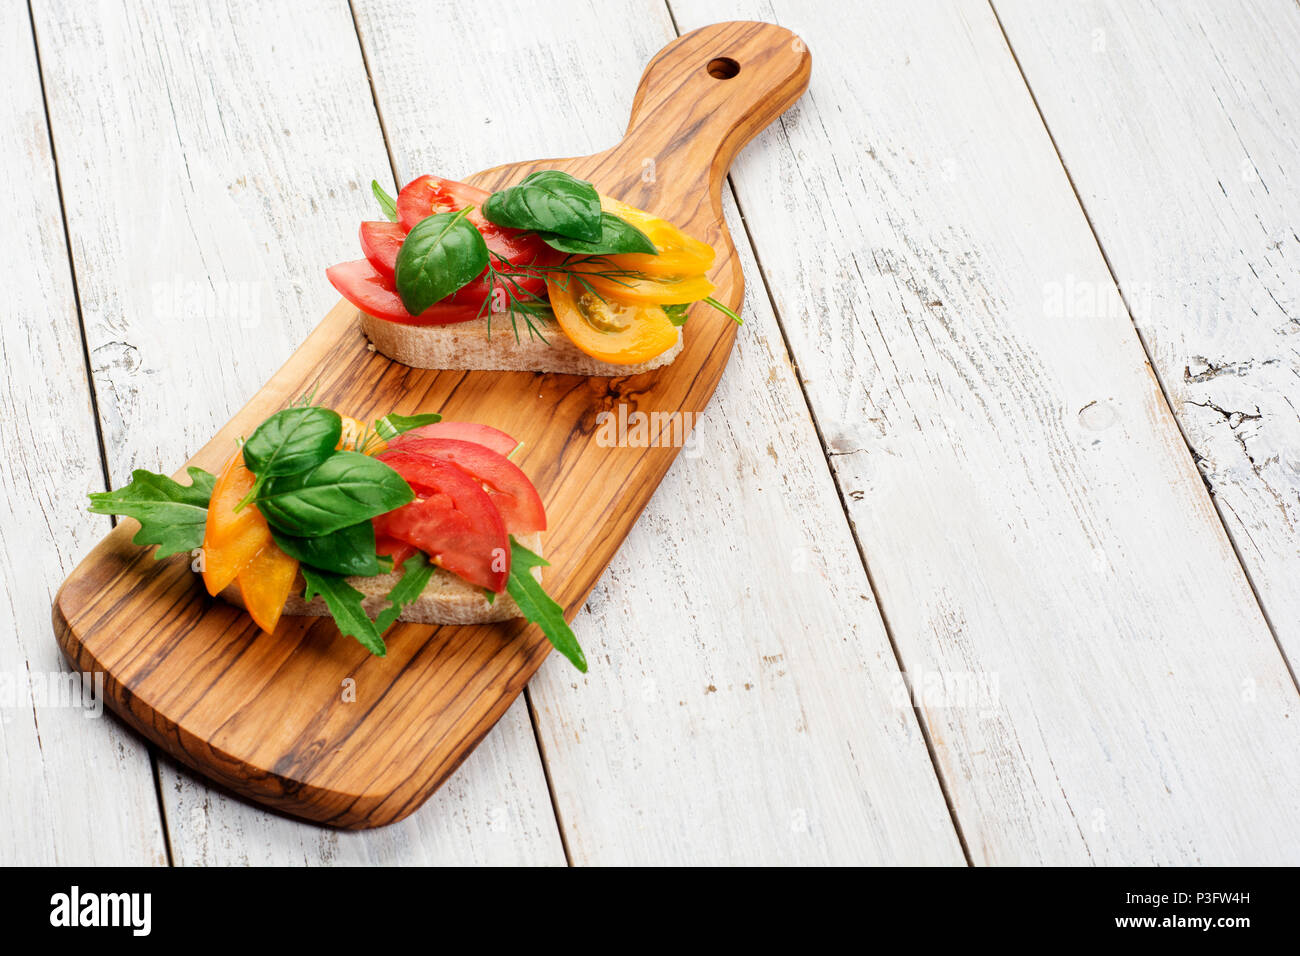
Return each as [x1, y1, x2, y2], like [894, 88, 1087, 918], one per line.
[338, 415, 386, 455]
[567, 262, 715, 306]
[236, 544, 300, 633]
[547, 278, 680, 365]
[599, 196, 716, 277]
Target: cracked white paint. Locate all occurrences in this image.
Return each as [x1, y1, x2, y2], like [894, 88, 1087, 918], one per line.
[997, 0, 1300, 662]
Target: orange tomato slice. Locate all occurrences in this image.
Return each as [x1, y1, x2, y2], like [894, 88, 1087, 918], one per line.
[599, 196, 716, 278]
[236, 545, 300, 633]
[201, 451, 273, 595]
[547, 277, 679, 364]
[338, 415, 386, 455]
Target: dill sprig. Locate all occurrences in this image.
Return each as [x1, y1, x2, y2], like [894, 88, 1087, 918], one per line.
[475, 251, 741, 338]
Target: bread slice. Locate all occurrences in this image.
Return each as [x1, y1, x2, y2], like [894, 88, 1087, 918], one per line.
[219, 531, 543, 627]
[360, 311, 682, 376]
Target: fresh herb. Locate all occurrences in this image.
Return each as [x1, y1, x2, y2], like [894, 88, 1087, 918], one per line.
[255, 451, 413, 537]
[538, 212, 656, 256]
[476, 252, 647, 342]
[241, 406, 342, 479]
[375, 411, 442, 441]
[87, 467, 216, 559]
[704, 295, 742, 325]
[301, 566, 387, 656]
[506, 536, 586, 673]
[661, 298, 742, 327]
[478, 253, 556, 342]
[394, 208, 489, 315]
[483, 170, 602, 242]
[372, 180, 398, 222]
[271, 521, 381, 577]
[373, 552, 436, 632]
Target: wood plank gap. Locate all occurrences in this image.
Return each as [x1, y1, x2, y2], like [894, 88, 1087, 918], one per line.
[345, 0, 401, 191]
[987, 0, 1298, 692]
[26, 0, 174, 864]
[523, 687, 574, 866]
[726, 168, 974, 866]
[663, 0, 971, 863]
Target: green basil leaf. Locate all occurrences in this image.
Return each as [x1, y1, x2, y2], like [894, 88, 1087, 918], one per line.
[539, 212, 656, 255]
[242, 406, 342, 479]
[87, 466, 216, 559]
[271, 521, 380, 577]
[374, 411, 442, 441]
[372, 180, 398, 222]
[301, 566, 386, 656]
[256, 451, 413, 536]
[483, 170, 602, 242]
[374, 551, 436, 632]
[394, 209, 488, 315]
[506, 536, 586, 673]
[663, 303, 690, 327]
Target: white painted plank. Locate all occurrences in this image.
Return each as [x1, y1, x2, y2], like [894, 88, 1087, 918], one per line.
[993, 0, 1300, 665]
[673, 0, 1300, 863]
[354, 0, 965, 864]
[32, 0, 564, 865]
[0, 3, 166, 864]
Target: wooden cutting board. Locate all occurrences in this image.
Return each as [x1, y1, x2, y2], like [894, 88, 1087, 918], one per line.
[53, 21, 811, 829]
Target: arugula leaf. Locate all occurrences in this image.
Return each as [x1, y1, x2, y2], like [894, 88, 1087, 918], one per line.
[483, 170, 602, 242]
[374, 552, 435, 632]
[271, 521, 381, 577]
[394, 208, 489, 314]
[88, 467, 216, 559]
[242, 406, 342, 479]
[301, 566, 387, 656]
[539, 212, 656, 256]
[256, 451, 413, 537]
[375, 411, 442, 441]
[372, 180, 398, 222]
[506, 536, 586, 673]
[663, 303, 690, 327]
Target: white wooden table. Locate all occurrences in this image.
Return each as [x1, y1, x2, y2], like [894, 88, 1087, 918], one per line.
[4, 0, 1297, 866]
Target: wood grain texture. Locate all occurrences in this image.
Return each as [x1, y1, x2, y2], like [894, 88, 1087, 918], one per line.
[0, 2, 167, 865]
[673, 0, 1300, 863]
[34, 0, 561, 856]
[52, 16, 812, 829]
[356, 0, 964, 864]
[994, 0, 1300, 665]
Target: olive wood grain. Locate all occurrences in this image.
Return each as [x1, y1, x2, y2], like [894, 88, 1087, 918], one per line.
[52, 20, 810, 828]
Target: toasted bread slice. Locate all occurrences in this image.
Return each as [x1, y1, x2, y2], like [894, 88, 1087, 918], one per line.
[220, 532, 542, 627]
[360, 311, 682, 376]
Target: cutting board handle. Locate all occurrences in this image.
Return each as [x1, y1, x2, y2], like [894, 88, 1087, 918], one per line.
[608, 21, 811, 206]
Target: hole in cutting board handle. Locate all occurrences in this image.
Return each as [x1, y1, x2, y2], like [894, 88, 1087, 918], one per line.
[707, 57, 740, 79]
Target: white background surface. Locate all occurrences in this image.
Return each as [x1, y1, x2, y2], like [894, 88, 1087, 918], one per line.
[2, 0, 1297, 865]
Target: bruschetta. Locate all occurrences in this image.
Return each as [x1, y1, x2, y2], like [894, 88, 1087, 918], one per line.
[326, 173, 739, 375]
[87, 400, 585, 670]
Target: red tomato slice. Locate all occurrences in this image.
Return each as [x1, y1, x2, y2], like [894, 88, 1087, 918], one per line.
[373, 453, 510, 592]
[396, 174, 550, 271]
[333, 176, 556, 325]
[326, 259, 482, 326]
[375, 535, 417, 569]
[383, 438, 545, 534]
[389, 421, 520, 457]
[359, 220, 405, 281]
